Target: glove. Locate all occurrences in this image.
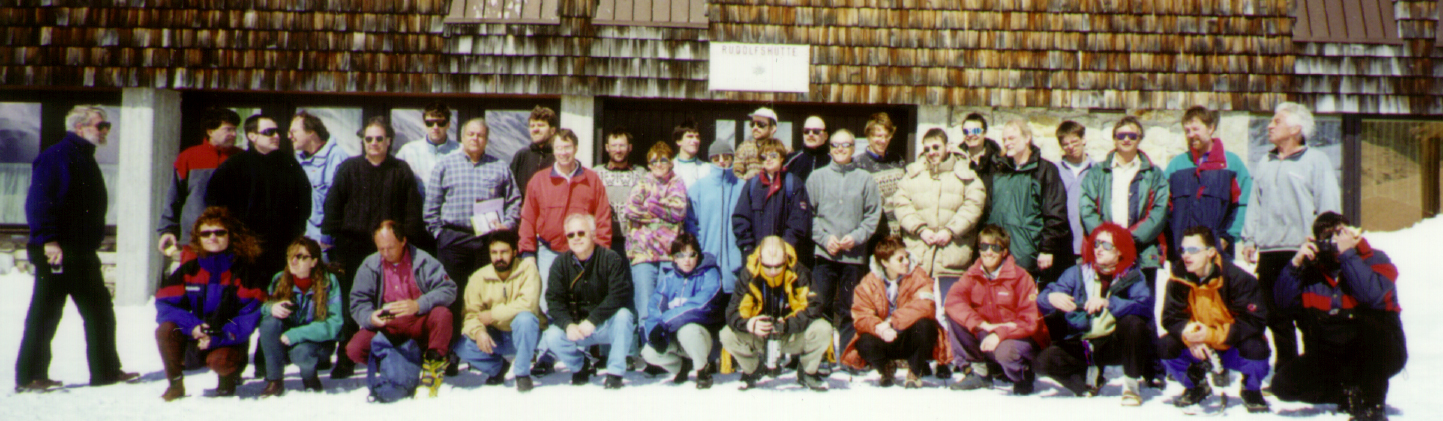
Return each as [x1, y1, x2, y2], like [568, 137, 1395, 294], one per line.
[647, 327, 669, 352]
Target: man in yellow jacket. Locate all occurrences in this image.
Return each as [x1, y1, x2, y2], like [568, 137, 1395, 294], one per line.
[452, 230, 546, 392]
[720, 236, 833, 391]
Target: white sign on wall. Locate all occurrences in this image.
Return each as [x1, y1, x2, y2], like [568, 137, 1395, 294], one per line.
[708, 42, 810, 93]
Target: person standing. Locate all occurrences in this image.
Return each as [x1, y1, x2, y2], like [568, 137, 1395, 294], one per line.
[158, 107, 240, 255]
[290, 111, 353, 251]
[1052, 120, 1094, 273]
[1240, 102, 1341, 369]
[685, 141, 748, 295]
[1079, 116, 1169, 288]
[205, 114, 311, 281]
[424, 117, 523, 299]
[595, 127, 646, 256]
[805, 129, 882, 368]
[986, 119, 1070, 279]
[625, 142, 688, 361]
[670, 120, 711, 188]
[510, 105, 558, 195]
[519, 128, 613, 286]
[732, 137, 810, 257]
[786, 116, 831, 183]
[16, 105, 137, 392]
[743, 107, 779, 151]
[1164, 106, 1250, 261]
[395, 102, 460, 193]
[854, 112, 907, 241]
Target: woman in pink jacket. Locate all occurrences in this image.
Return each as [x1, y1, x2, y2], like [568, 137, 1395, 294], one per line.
[626, 142, 688, 369]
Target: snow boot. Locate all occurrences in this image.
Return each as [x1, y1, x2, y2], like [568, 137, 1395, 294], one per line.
[301, 376, 322, 392]
[571, 359, 592, 385]
[420, 350, 448, 397]
[161, 378, 185, 402]
[878, 361, 897, 387]
[603, 374, 624, 389]
[672, 358, 693, 384]
[738, 370, 760, 391]
[215, 373, 238, 397]
[259, 380, 284, 398]
[515, 375, 534, 393]
[330, 358, 355, 380]
[15, 378, 62, 393]
[695, 363, 713, 389]
[797, 368, 828, 392]
[950, 363, 991, 391]
[1242, 389, 1270, 413]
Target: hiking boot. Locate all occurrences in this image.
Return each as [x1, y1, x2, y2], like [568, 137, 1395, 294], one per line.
[935, 363, 952, 380]
[695, 363, 713, 389]
[1013, 368, 1036, 396]
[515, 375, 534, 393]
[797, 369, 828, 392]
[301, 376, 323, 392]
[1174, 382, 1213, 408]
[485, 360, 511, 386]
[16, 378, 63, 393]
[215, 374, 238, 397]
[444, 353, 460, 377]
[531, 357, 556, 377]
[1242, 389, 1270, 413]
[161, 379, 185, 402]
[330, 358, 355, 380]
[738, 370, 760, 391]
[259, 380, 285, 398]
[672, 359, 693, 384]
[603, 374, 624, 389]
[904, 370, 925, 389]
[94, 371, 140, 386]
[420, 351, 449, 397]
[950, 364, 991, 391]
[878, 361, 897, 387]
[571, 359, 591, 385]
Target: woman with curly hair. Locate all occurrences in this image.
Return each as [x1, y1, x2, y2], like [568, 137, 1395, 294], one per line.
[257, 236, 343, 397]
[154, 207, 266, 401]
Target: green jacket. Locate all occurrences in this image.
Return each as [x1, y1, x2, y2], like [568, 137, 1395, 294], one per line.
[985, 145, 1070, 273]
[1080, 151, 1170, 269]
[262, 272, 344, 344]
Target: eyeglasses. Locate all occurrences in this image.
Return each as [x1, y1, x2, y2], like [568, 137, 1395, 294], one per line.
[978, 243, 1005, 253]
[91, 121, 112, 131]
[1180, 246, 1207, 256]
[802, 128, 825, 135]
[962, 128, 984, 136]
[290, 253, 315, 261]
[197, 229, 228, 238]
[751, 120, 773, 128]
[1095, 240, 1116, 251]
[830, 142, 854, 149]
[1114, 133, 1140, 141]
[923, 144, 945, 153]
[425, 119, 448, 128]
[672, 251, 698, 260]
[565, 230, 589, 239]
[364, 136, 388, 143]
[257, 128, 280, 137]
[761, 152, 782, 161]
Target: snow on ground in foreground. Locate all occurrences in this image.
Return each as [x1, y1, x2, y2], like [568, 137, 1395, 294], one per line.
[2, 219, 1440, 420]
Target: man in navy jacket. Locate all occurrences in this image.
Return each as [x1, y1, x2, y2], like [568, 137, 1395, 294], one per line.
[15, 105, 137, 392]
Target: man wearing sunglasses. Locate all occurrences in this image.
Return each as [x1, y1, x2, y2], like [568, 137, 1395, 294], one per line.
[205, 114, 312, 281]
[805, 129, 882, 374]
[540, 213, 635, 389]
[1160, 226, 1270, 414]
[1080, 116, 1169, 290]
[747, 107, 779, 145]
[159, 107, 241, 257]
[721, 236, 833, 391]
[1164, 106, 1250, 263]
[785, 116, 831, 183]
[17, 105, 139, 392]
[1272, 212, 1405, 421]
[396, 102, 459, 193]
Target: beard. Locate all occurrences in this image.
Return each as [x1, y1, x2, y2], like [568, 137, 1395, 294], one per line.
[492, 258, 512, 273]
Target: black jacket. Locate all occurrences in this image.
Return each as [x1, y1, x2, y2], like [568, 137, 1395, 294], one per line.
[205, 148, 311, 259]
[509, 141, 554, 200]
[322, 156, 426, 243]
[26, 132, 106, 249]
[1162, 259, 1268, 349]
[545, 247, 634, 328]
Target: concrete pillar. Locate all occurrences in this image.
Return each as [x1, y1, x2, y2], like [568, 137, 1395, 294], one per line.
[915, 104, 950, 160]
[114, 88, 181, 305]
[561, 95, 596, 168]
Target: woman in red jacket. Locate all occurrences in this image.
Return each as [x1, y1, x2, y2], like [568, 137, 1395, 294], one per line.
[943, 224, 1049, 395]
[840, 235, 951, 388]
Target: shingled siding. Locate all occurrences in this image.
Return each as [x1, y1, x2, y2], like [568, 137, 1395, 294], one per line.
[0, 0, 1437, 114]
[1292, 0, 1443, 114]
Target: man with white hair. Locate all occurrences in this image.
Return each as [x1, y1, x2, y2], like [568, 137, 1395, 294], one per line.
[16, 105, 138, 392]
[539, 213, 635, 389]
[1240, 102, 1341, 369]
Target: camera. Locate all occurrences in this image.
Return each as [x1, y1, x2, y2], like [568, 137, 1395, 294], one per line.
[1312, 238, 1338, 260]
[378, 309, 396, 321]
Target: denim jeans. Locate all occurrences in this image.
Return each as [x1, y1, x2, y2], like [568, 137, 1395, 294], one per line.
[452, 311, 541, 379]
[257, 316, 334, 382]
[630, 262, 662, 356]
[541, 308, 635, 377]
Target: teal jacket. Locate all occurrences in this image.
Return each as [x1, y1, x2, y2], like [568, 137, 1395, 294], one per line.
[1080, 151, 1170, 269]
[262, 272, 343, 344]
[985, 145, 1070, 273]
[1163, 146, 1251, 241]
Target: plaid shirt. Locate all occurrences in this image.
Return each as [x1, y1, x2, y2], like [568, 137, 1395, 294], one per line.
[423, 152, 522, 237]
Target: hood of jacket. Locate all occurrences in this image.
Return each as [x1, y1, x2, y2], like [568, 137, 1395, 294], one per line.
[662, 253, 720, 279]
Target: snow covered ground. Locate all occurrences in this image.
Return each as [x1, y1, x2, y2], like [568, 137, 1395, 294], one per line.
[2, 218, 1439, 420]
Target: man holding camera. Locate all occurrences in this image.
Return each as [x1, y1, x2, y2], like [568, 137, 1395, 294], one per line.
[347, 221, 457, 394]
[1271, 212, 1406, 421]
[720, 236, 833, 391]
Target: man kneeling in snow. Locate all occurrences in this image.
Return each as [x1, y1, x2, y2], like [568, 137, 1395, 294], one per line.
[721, 235, 833, 391]
[1271, 212, 1407, 421]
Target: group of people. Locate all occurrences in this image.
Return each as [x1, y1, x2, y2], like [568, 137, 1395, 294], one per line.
[16, 102, 1406, 420]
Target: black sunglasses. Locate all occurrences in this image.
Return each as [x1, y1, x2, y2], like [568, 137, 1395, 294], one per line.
[978, 243, 1005, 253]
[751, 120, 773, 128]
[257, 128, 279, 136]
[1114, 133, 1140, 141]
[565, 230, 589, 239]
[802, 128, 825, 135]
[95, 122, 112, 131]
[425, 119, 448, 128]
[197, 229, 228, 238]
[364, 136, 388, 144]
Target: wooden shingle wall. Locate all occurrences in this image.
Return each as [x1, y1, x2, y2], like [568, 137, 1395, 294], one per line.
[1293, 0, 1443, 114]
[0, 0, 1440, 113]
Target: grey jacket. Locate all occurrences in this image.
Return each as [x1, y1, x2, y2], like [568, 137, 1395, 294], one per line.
[350, 245, 457, 330]
[805, 162, 882, 265]
[1242, 146, 1341, 251]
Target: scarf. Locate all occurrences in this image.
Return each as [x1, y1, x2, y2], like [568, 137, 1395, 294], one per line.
[759, 171, 783, 200]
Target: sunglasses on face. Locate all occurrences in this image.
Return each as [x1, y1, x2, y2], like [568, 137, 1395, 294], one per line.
[364, 136, 388, 144]
[257, 128, 280, 137]
[761, 152, 782, 161]
[802, 128, 825, 135]
[1095, 240, 1116, 251]
[197, 229, 228, 238]
[425, 119, 448, 128]
[751, 120, 773, 128]
[565, 230, 589, 240]
[830, 142, 854, 149]
[1114, 133, 1140, 141]
[962, 128, 984, 136]
[923, 144, 945, 153]
[290, 253, 315, 261]
[978, 243, 1005, 253]
[672, 251, 698, 260]
[1180, 246, 1207, 256]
